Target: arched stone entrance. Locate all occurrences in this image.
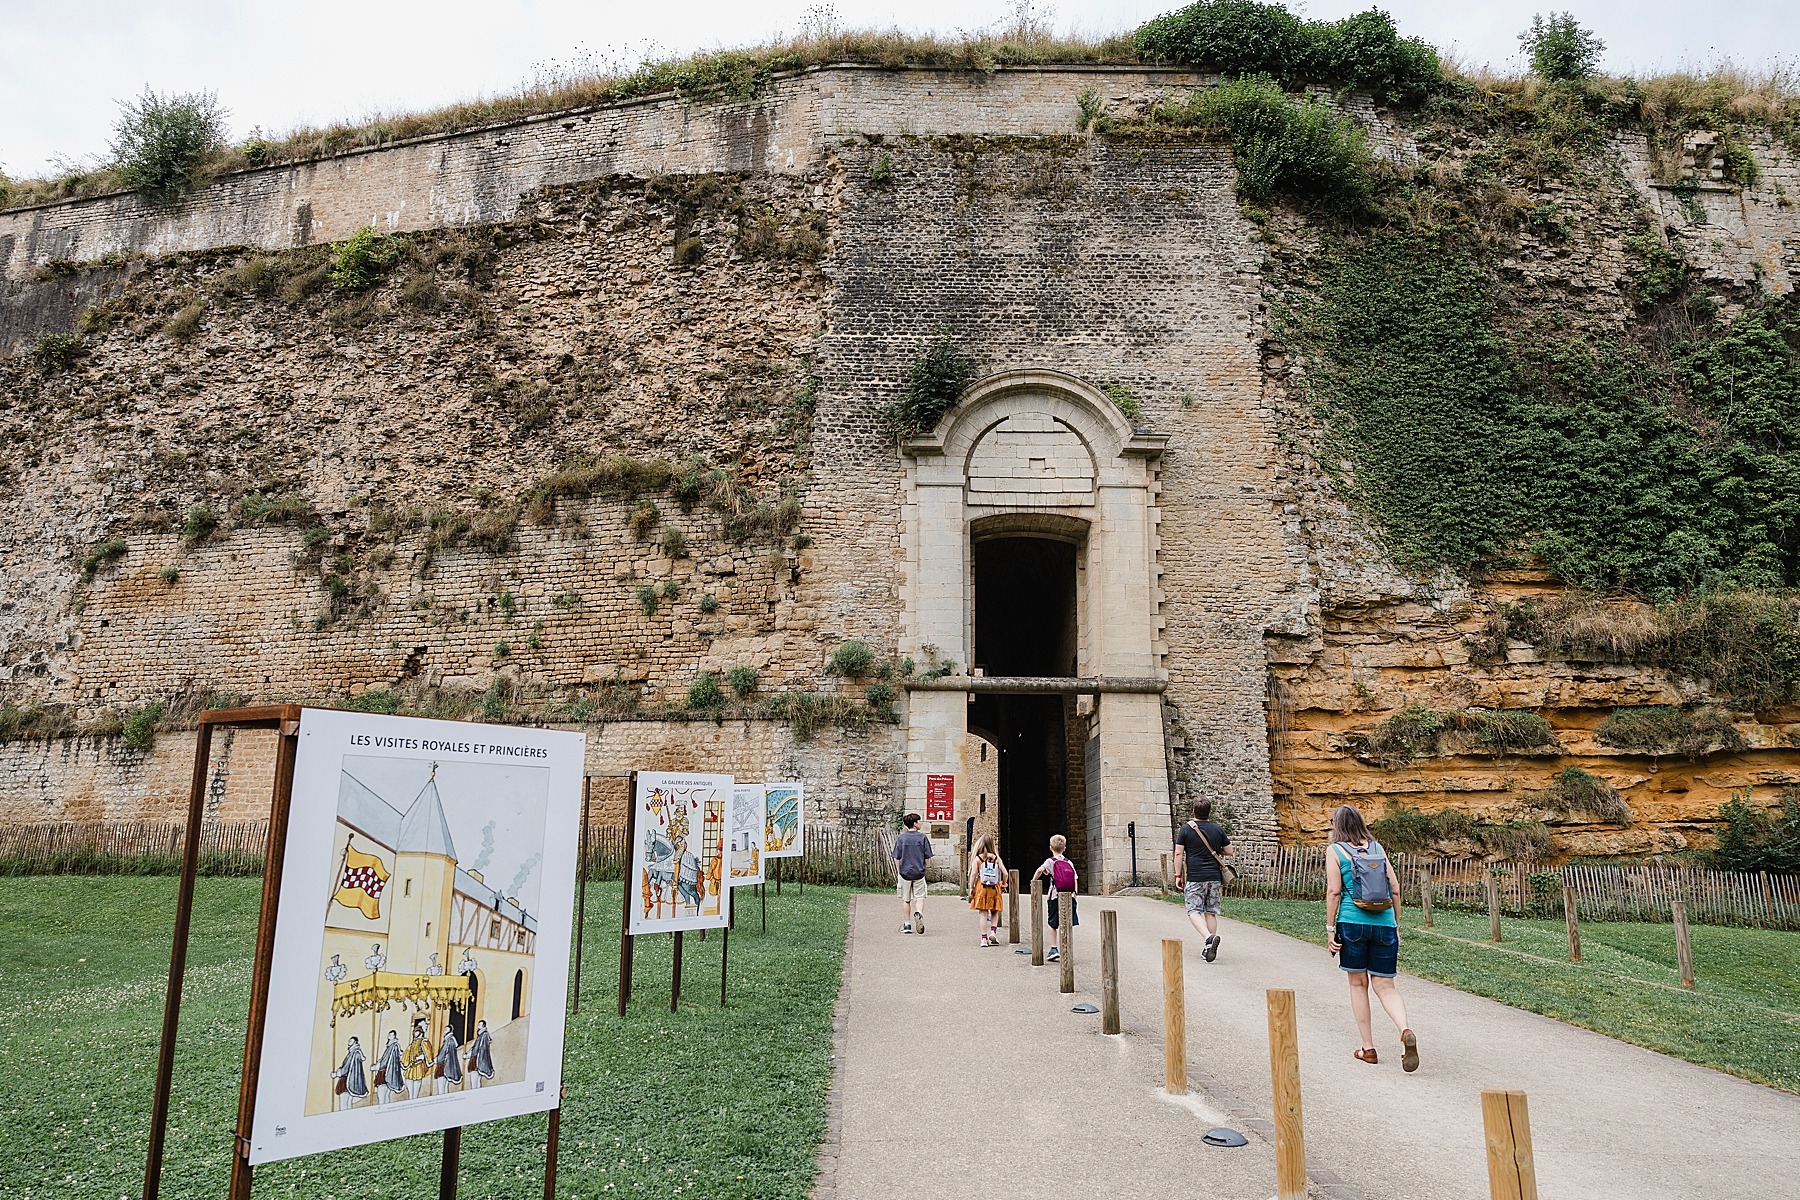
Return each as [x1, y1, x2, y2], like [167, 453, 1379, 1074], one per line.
[900, 370, 1169, 893]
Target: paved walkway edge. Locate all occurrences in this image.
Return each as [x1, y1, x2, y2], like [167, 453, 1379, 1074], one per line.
[809, 892, 857, 1200]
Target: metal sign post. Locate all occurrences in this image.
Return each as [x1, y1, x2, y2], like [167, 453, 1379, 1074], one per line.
[143, 704, 301, 1200]
[571, 777, 591, 1014]
[617, 771, 638, 1016]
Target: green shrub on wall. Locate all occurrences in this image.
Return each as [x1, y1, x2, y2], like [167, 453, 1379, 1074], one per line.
[110, 88, 228, 200]
[1134, 2, 1440, 103]
[1151, 74, 1371, 206]
[883, 334, 975, 438]
[121, 704, 162, 752]
[826, 639, 875, 677]
[329, 228, 405, 292]
[1713, 789, 1800, 873]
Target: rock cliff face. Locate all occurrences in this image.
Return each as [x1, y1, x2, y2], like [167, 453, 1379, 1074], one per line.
[1267, 569, 1800, 859]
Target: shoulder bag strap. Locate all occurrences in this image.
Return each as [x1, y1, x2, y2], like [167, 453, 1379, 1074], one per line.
[1192, 823, 1225, 865]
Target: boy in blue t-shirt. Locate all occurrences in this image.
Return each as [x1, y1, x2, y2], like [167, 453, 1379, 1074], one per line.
[892, 812, 933, 933]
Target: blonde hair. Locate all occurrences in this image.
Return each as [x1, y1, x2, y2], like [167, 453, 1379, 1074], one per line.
[973, 833, 995, 857]
[1049, 834, 1067, 853]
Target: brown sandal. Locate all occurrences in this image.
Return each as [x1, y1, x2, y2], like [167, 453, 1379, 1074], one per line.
[1353, 1047, 1379, 1064]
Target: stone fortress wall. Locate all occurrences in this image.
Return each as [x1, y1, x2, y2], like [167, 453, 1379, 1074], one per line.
[5, 65, 1800, 876]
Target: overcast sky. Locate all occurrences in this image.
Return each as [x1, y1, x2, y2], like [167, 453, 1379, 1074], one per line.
[2, 1, 1794, 178]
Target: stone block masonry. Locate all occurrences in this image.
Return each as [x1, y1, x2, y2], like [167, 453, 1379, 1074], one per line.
[1, 66, 1203, 341]
[9, 66, 1799, 864]
[816, 134, 1301, 874]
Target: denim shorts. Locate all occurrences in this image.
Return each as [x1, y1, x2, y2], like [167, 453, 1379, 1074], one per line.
[1337, 921, 1398, 978]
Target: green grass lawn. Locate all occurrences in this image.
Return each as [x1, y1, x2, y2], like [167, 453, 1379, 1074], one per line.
[1, 876, 848, 1199]
[1222, 897, 1800, 1093]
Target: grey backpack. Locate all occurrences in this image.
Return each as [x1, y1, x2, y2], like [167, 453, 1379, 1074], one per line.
[1338, 841, 1394, 912]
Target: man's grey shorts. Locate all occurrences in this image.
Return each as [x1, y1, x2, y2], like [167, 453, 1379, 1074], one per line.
[1184, 881, 1223, 916]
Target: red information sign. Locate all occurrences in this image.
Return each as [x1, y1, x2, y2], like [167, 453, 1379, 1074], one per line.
[925, 774, 954, 821]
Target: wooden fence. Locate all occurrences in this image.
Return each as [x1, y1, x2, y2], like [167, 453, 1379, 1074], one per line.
[0, 820, 269, 876]
[10, 822, 1793, 927]
[0, 820, 899, 889]
[1240, 845, 1800, 930]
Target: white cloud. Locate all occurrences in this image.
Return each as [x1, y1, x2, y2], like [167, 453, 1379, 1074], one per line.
[1, 1, 1794, 178]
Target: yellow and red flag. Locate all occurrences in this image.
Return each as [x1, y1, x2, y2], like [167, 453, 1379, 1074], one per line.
[334, 842, 390, 919]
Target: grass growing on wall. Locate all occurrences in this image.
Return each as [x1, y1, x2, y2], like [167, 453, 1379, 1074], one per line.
[1223, 897, 1800, 1092]
[1, 877, 849, 1199]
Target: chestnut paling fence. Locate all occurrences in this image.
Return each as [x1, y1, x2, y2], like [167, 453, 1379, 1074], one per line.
[4, 822, 1796, 927]
[1235, 844, 1800, 930]
[0, 820, 901, 889]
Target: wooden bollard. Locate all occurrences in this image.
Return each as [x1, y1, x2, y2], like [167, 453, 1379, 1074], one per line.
[959, 847, 968, 899]
[1672, 900, 1695, 988]
[1160, 852, 1169, 898]
[1058, 893, 1074, 993]
[1008, 868, 1021, 944]
[1100, 909, 1120, 1034]
[1419, 868, 1434, 928]
[1162, 938, 1186, 1094]
[1030, 876, 1045, 966]
[1481, 1088, 1539, 1199]
[1563, 885, 1581, 963]
[1266, 988, 1307, 1200]
[1487, 873, 1503, 943]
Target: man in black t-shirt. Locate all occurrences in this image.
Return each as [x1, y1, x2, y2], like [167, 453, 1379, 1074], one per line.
[1173, 799, 1231, 962]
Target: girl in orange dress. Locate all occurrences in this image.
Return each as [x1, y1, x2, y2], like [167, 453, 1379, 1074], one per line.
[966, 834, 1008, 946]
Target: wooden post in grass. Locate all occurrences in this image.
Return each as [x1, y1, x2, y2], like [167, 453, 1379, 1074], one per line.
[1267, 988, 1307, 1200]
[1100, 909, 1120, 1034]
[1162, 938, 1186, 1095]
[1563, 885, 1581, 963]
[1481, 1089, 1538, 1200]
[1031, 876, 1045, 966]
[1008, 868, 1021, 944]
[1487, 873, 1503, 943]
[439, 1126, 460, 1200]
[1672, 900, 1695, 988]
[1160, 853, 1169, 898]
[1419, 868, 1434, 928]
[670, 931, 683, 1012]
[1058, 894, 1074, 993]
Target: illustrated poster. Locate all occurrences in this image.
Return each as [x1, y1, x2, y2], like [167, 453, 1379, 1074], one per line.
[628, 771, 734, 934]
[764, 781, 805, 859]
[729, 784, 766, 887]
[249, 709, 584, 1164]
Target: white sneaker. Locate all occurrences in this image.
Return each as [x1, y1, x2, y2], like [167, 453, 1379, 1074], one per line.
[901, 922, 913, 933]
[913, 910, 925, 934]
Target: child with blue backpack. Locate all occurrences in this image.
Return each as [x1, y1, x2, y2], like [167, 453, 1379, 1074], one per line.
[966, 834, 1008, 946]
[1325, 804, 1420, 1072]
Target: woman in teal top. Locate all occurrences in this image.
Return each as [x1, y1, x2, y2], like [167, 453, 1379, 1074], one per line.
[1324, 804, 1419, 1071]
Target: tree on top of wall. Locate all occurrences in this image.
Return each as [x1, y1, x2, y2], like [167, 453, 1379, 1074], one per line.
[111, 88, 229, 201]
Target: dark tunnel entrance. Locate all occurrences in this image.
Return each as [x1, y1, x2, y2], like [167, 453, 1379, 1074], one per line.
[970, 534, 1083, 878]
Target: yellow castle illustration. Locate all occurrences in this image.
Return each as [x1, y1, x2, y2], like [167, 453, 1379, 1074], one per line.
[308, 762, 540, 1116]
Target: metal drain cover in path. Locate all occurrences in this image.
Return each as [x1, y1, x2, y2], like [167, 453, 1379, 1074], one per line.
[1071, 1003, 1099, 1014]
[1202, 1128, 1248, 1148]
